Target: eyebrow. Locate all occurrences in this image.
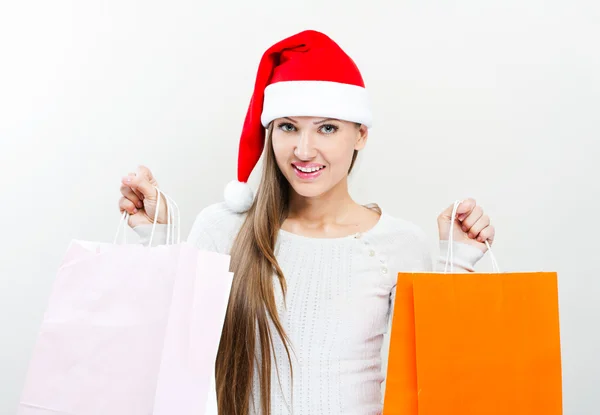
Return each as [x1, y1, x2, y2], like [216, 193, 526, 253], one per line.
[313, 118, 338, 124]
[283, 117, 339, 124]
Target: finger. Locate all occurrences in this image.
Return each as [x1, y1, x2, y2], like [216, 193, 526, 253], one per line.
[119, 197, 138, 215]
[456, 198, 476, 221]
[440, 198, 475, 219]
[121, 172, 156, 199]
[477, 225, 495, 244]
[460, 205, 483, 232]
[466, 215, 490, 239]
[120, 184, 144, 209]
[125, 172, 144, 201]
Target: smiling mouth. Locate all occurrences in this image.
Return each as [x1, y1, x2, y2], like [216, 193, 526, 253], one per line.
[293, 165, 326, 173]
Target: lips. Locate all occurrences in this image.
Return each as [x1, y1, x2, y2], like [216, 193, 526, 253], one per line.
[291, 162, 326, 180]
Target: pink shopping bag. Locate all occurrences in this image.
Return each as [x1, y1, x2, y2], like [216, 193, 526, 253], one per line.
[153, 249, 232, 414]
[18, 190, 233, 415]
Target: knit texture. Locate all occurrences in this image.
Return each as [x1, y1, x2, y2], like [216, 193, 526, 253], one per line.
[134, 202, 484, 414]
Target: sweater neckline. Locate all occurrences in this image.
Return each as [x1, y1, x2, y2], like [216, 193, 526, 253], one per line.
[277, 207, 388, 242]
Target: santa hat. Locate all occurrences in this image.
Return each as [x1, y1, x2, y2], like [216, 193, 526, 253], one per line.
[224, 30, 373, 213]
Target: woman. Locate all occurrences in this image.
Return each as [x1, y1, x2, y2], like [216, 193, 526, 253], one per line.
[118, 30, 495, 415]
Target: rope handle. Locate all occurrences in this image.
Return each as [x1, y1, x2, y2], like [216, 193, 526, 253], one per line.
[113, 187, 180, 246]
[444, 200, 500, 273]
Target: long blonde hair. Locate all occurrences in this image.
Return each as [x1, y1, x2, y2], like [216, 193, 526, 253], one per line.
[215, 123, 359, 415]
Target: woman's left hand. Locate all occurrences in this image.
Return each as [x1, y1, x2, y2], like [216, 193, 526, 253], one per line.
[437, 198, 495, 252]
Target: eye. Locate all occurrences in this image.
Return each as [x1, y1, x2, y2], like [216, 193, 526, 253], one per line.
[319, 124, 339, 134]
[277, 122, 297, 132]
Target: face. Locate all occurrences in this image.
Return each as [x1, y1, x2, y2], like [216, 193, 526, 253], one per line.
[271, 116, 368, 199]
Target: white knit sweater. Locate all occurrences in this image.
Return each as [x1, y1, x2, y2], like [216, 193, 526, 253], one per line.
[134, 202, 484, 415]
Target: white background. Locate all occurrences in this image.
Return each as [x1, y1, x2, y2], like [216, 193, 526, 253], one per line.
[1, 0, 598, 413]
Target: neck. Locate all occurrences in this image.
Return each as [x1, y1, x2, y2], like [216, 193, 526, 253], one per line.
[287, 178, 356, 225]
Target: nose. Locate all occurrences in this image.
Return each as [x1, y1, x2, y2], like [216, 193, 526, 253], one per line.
[294, 130, 317, 160]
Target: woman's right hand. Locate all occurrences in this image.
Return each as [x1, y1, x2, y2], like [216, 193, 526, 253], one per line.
[118, 165, 169, 227]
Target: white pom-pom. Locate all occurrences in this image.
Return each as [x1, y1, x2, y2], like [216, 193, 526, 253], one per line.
[224, 180, 254, 213]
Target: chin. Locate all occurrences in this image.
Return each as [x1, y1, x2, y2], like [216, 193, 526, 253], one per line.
[288, 181, 330, 199]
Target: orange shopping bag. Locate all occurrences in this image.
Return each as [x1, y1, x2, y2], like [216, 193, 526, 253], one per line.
[383, 202, 563, 415]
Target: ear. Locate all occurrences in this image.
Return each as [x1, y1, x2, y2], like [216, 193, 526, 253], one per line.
[354, 124, 369, 151]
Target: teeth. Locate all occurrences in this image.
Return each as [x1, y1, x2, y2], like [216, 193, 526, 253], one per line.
[296, 166, 324, 173]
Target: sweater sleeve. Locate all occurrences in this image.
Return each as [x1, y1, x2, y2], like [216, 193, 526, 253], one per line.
[133, 222, 219, 251]
[131, 202, 243, 254]
[435, 240, 485, 272]
[131, 223, 170, 247]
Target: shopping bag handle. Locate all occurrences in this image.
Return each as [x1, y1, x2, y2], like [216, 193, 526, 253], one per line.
[444, 200, 500, 273]
[113, 187, 181, 247]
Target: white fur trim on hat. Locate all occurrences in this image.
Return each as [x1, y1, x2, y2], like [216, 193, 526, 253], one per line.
[224, 180, 254, 213]
[261, 80, 372, 127]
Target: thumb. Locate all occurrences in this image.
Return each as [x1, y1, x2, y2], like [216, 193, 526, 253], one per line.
[122, 172, 157, 200]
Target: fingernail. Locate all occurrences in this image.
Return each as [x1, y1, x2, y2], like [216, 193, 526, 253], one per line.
[132, 208, 138, 214]
[462, 225, 468, 232]
[137, 202, 143, 208]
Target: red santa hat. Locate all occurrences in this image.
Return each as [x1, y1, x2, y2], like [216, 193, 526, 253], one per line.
[224, 30, 373, 213]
